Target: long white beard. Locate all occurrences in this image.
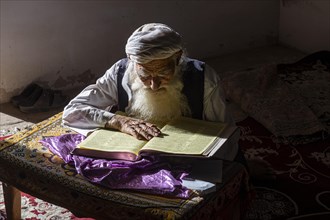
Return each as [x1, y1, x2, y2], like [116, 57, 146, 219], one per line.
[127, 66, 191, 123]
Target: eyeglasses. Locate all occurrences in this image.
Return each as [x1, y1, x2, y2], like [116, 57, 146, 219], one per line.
[135, 62, 175, 82]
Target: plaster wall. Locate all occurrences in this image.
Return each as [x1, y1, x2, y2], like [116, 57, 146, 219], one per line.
[0, 0, 279, 103]
[279, 0, 330, 53]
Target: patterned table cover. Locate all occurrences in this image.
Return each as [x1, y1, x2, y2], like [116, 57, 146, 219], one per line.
[0, 112, 250, 219]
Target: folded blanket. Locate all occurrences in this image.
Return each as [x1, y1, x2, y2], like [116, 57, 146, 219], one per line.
[277, 51, 330, 134]
[221, 51, 330, 144]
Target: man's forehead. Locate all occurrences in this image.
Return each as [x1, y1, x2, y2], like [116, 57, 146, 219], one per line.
[138, 57, 174, 71]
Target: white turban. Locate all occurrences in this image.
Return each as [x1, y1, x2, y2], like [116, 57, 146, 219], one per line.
[125, 23, 183, 64]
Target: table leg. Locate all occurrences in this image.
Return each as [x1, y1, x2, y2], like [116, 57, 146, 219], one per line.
[2, 183, 21, 220]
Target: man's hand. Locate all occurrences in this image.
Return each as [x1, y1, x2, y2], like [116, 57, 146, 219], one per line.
[105, 114, 161, 140]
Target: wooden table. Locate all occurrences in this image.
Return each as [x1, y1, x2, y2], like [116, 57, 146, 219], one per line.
[0, 113, 250, 219]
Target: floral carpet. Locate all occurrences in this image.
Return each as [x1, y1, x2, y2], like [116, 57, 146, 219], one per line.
[0, 182, 92, 220]
[238, 117, 330, 220]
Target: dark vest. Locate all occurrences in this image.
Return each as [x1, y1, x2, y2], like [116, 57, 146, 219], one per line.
[116, 58, 205, 119]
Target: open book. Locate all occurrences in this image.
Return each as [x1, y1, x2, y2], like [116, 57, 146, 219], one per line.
[71, 116, 240, 161]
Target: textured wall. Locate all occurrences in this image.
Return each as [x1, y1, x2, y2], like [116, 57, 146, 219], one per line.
[279, 0, 330, 53]
[0, 1, 279, 103]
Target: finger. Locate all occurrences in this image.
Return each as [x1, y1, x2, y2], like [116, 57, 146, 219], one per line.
[138, 129, 154, 140]
[134, 125, 156, 140]
[125, 120, 160, 139]
[146, 126, 161, 137]
[130, 121, 160, 136]
[138, 123, 159, 135]
[143, 123, 161, 136]
[125, 125, 145, 140]
[145, 122, 157, 128]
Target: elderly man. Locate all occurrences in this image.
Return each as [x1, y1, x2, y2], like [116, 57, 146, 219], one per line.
[62, 23, 276, 181]
[63, 23, 234, 140]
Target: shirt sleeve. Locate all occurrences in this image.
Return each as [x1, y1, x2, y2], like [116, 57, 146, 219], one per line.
[203, 64, 239, 161]
[62, 61, 121, 129]
[203, 64, 235, 125]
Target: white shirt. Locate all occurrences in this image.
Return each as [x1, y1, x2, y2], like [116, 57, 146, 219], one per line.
[62, 58, 234, 129]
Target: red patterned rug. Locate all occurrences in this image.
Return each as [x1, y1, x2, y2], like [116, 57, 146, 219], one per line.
[238, 117, 330, 220]
[0, 183, 93, 219]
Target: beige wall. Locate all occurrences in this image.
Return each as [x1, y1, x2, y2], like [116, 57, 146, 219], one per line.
[279, 0, 330, 53]
[2, 1, 329, 104]
[0, 0, 279, 103]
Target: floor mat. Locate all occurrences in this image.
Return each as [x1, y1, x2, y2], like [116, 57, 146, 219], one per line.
[237, 117, 330, 219]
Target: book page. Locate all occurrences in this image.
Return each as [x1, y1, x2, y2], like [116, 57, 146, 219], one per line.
[141, 117, 226, 155]
[77, 129, 146, 155]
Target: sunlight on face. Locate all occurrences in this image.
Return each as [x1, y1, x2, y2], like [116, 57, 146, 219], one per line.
[127, 52, 191, 122]
[128, 68, 190, 123]
[134, 54, 180, 91]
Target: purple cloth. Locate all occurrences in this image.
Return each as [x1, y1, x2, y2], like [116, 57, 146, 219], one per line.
[40, 134, 190, 198]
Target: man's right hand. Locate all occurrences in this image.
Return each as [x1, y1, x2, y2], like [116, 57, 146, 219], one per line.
[105, 114, 161, 140]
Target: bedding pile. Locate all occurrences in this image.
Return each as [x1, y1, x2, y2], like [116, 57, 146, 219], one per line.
[226, 51, 330, 219]
[221, 51, 330, 144]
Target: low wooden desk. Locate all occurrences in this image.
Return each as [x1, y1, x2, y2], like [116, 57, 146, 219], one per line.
[0, 113, 250, 219]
